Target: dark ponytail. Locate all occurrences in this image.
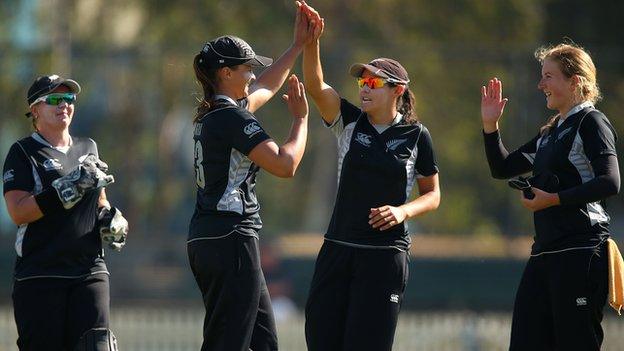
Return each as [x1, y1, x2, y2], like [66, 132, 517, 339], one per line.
[193, 54, 219, 123]
[397, 87, 418, 124]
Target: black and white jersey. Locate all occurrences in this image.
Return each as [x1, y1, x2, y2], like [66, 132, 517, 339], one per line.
[487, 103, 618, 254]
[188, 97, 272, 241]
[2, 133, 107, 280]
[324, 99, 439, 251]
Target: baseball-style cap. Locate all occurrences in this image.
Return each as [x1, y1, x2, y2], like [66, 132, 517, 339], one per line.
[349, 58, 410, 85]
[25, 74, 81, 117]
[198, 35, 273, 69]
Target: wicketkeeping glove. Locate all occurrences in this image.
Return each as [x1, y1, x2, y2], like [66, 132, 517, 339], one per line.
[52, 154, 114, 209]
[98, 206, 128, 251]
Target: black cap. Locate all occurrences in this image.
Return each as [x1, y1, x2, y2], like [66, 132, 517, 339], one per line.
[198, 35, 273, 69]
[25, 75, 81, 117]
[349, 58, 410, 85]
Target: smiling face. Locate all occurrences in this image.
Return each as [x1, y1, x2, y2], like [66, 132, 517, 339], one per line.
[537, 58, 578, 114]
[217, 64, 256, 99]
[30, 85, 75, 133]
[359, 70, 404, 120]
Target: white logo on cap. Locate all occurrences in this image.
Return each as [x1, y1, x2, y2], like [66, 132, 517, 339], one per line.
[48, 74, 59, 81]
[3, 169, 14, 183]
[244, 121, 262, 137]
[390, 294, 399, 303]
[43, 158, 63, 171]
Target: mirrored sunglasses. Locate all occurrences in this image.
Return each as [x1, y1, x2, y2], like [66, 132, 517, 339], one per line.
[30, 93, 76, 107]
[357, 77, 388, 89]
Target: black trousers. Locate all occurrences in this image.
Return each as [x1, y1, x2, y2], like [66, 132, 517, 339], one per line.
[509, 243, 608, 351]
[12, 273, 110, 351]
[187, 234, 278, 351]
[305, 241, 409, 351]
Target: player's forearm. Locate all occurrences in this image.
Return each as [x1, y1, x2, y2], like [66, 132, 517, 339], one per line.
[4, 192, 44, 225]
[303, 41, 324, 97]
[400, 189, 440, 219]
[98, 188, 111, 209]
[277, 117, 309, 177]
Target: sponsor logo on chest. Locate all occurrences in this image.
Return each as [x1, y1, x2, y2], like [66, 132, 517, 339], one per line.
[355, 132, 372, 147]
[43, 158, 63, 171]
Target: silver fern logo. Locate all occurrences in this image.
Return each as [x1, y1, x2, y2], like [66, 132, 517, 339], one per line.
[386, 139, 406, 151]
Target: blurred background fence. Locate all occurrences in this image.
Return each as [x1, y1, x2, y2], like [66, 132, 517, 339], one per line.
[2, 0, 624, 349]
[2, 307, 624, 351]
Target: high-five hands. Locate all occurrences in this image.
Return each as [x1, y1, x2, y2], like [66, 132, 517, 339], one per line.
[297, 1, 324, 44]
[282, 74, 308, 119]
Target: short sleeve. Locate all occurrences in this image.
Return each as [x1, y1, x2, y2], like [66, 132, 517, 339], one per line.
[3, 142, 35, 194]
[579, 111, 617, 161]
[222, 108, 272, 156]
[325, 98, 362, 137]
[414, 126, 439, 178]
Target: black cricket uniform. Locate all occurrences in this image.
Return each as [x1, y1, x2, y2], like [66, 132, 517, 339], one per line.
[483, 102, 619, 350]
[2, 133, 109, 351]
[305, 99, 439, 351]
[187, 96, 278, 351]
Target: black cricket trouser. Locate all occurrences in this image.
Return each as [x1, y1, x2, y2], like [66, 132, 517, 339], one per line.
[187, 234, 278, 351]
[509, 243, 608, 351]
[305, 240, 409, 351]
[12, 273, 110, 351]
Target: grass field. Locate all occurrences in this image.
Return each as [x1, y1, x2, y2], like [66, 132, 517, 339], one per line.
[1, 306, 623, 350]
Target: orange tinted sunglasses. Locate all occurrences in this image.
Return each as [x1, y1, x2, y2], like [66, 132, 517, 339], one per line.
[357, 77, 387, 89]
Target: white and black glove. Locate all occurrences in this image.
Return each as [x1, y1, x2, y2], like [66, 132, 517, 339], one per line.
[52, 154, 115, 209]
[98, 206, 128, 251]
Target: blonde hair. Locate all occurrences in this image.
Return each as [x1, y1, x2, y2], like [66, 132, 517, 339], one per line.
[535, 43, 601, 134]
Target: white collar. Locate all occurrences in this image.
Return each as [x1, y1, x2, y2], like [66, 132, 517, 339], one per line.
[214, 94, 238, 106]
[32, 132, 73, 154]
[371, 113, 403, 133]
[563, 101, 593, 119]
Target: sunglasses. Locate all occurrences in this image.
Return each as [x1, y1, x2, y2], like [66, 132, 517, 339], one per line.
[30, 93, 76, 107]
[357, 77, 388, 89]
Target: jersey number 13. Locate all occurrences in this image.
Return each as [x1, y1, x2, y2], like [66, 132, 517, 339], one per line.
[194, 140, 205, 189]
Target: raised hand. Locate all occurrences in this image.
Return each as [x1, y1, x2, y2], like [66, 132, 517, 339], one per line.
[282, 74, 308, 119]
[299, 1, 324, 44]
[481, 77, 508, 133]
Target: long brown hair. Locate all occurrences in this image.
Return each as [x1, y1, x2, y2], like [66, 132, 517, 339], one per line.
[396, 87, 418, 124]
[535, 43, 601, 135]
[193, 53, 219, 123]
